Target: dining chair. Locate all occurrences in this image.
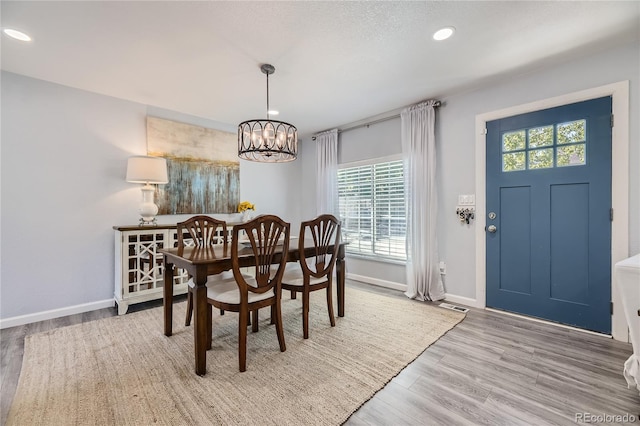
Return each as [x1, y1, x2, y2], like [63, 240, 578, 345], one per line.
[206, 214, 289, 372]
[281, 214, 341, 339]
[177, 215, 233, 327]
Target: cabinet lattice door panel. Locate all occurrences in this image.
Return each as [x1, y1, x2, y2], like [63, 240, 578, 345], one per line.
[114, 225, 188, 315]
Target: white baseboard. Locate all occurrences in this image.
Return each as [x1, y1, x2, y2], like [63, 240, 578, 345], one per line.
[0, 299, 115, 329]
[347, 273, 407, 292]
[346, 273, 483, 309]
[443, 293, 482, 309]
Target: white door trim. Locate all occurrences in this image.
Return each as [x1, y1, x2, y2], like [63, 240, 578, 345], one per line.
[475, 81, 630, 341]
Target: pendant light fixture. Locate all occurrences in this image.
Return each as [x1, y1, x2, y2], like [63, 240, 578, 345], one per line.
[238, 64, 298, 162]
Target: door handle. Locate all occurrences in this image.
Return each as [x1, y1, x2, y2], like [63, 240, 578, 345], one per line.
[487, 225, 497, 233]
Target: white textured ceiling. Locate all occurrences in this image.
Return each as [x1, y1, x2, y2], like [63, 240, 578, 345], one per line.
[1, 1, 638, 138]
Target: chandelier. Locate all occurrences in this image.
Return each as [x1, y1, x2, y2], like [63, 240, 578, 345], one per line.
[238, 64, 298, 162]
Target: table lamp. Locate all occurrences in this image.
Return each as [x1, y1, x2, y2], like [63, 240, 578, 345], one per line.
[126, 155, 168, 225]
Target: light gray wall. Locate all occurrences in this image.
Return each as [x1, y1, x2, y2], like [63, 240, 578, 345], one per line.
[2, 72, 146, 319]
[298, 137, 317, 224]
[338, 119, 402, 164]
[0, 71, 301, 319]
[299, 41, 639, 301]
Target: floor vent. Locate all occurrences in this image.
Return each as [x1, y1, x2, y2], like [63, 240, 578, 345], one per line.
[438, 303, 469, 313]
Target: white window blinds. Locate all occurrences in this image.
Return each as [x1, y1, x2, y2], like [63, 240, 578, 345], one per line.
[337, 159, 406, 261]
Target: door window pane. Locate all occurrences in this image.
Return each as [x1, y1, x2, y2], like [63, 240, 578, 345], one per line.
[557, 120, 586, 144]
[557, 144, 586, 167]
[503, 152, 526, 172]
[528, 148, 554, 169]
[503, 131, 526, 152]
[528, 125, 553, 148]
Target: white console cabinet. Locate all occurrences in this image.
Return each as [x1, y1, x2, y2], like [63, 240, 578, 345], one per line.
[114, 223, 237, 315]
[113, 225, 191, 315]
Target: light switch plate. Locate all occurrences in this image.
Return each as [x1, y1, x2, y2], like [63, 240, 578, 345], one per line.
[458, 194, 476, 206]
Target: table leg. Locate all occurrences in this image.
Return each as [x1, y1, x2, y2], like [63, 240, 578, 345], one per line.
[163, 260, 174, 336]
[193, 269, 208, 376]
[337, 257, 345, 317]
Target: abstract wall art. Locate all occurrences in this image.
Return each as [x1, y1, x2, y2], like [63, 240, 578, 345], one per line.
[146, 116, 239, 214]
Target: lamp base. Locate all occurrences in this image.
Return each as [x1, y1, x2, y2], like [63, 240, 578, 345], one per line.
[138, 217, 158, 226]
[138, 183, 159, 226]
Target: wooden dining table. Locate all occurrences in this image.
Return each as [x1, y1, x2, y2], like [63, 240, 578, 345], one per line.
[160, 239, 346, 376]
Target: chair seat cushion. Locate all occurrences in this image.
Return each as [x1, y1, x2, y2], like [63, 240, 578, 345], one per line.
[206, 279, 275, 305]
[187, 271, 247, 289]
[281, 269, 328, 287]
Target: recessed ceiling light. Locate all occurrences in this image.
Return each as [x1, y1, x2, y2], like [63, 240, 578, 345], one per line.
[433, 27, 455, 41]
[3, 28, 32, 42]
[268, 110, 279, 115]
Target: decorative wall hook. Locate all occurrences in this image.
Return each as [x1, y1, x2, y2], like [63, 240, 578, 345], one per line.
[456, 206, 475, 224]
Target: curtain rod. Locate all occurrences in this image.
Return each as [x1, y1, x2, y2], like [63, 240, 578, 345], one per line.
[312, 100, 441, 140]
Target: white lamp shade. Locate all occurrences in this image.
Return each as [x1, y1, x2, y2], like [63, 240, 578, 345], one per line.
[126, 156, 168, 184]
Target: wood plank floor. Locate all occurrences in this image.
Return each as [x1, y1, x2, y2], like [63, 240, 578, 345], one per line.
[1, 281, 638, 425]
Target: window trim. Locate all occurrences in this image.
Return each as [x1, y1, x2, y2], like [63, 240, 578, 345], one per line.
[346, 252, 407, 266]
[338, 154, 403, 170]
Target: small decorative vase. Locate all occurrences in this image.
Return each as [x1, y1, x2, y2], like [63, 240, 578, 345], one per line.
[242, 210, 253, 222]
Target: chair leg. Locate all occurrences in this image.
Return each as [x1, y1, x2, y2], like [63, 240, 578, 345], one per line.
[185, 289, 193, 326]
[207, 304, 213, 350]
[291, 290, 296, 299]
[220, 309, 225, 316]
[302, 289, 310, 339]
[252, 309, 259, 333]
[239, 306, 248, 372]
[326, 282, 336, 327]
[274, 301, 286, 352]
[270, 305, 275, 325]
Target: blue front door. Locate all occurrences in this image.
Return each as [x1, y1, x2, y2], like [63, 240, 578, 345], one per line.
[486, 97, 612, 333]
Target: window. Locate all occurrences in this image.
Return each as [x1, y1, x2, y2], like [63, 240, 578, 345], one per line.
[337, 159, 406, 261]
[502, 119, 587, 172]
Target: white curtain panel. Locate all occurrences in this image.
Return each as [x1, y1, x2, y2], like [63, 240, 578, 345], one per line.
[401, 100, 445, 301]
[316, 129, 339, 216]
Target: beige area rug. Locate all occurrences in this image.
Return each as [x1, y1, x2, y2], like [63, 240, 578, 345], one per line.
[7, 287, 465, 426]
